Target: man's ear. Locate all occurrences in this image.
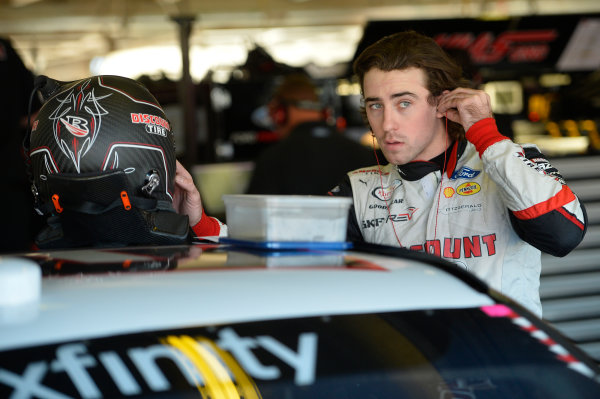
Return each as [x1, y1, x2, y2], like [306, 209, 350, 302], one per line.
[435, 90, 451, 118]
[435, 90, 450, 103]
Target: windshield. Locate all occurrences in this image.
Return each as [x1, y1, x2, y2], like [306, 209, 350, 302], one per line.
[1, 306, 598, 398]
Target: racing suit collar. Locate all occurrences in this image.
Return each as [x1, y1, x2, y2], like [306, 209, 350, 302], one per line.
[396, 139, 467, 181]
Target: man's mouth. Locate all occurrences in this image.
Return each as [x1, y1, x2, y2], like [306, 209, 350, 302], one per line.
[385, 139, 404, 147]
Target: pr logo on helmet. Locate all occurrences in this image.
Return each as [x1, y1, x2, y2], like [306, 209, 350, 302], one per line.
[60, 116, 89, 137]
[48, 78, 109, 172]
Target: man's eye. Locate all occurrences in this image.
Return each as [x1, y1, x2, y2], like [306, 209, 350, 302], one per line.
[368, 103, 382, 110]
[399, 101, 410, 108]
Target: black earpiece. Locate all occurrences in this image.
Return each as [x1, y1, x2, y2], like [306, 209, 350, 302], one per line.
[34, 75, 62, 101]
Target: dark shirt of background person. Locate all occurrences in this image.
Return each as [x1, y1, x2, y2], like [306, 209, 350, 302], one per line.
[246, 73, 374, 195]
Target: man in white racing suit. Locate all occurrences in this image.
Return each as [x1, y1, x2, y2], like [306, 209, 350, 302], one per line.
[328, 31, 587, 317]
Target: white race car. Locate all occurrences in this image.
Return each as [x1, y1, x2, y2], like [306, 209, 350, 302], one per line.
[1, 242, 599, 398]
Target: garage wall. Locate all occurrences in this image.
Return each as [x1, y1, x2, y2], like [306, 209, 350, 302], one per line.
[540, 155, 600, 363]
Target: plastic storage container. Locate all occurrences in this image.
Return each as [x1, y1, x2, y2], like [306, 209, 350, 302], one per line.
[222, 195, 353, 243]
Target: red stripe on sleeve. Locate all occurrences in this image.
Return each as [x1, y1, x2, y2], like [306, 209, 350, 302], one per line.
[512, 185, 578, 221]
[465, 118, 510, 157]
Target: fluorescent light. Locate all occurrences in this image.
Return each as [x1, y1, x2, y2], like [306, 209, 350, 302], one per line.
[91, 25, 362, 81]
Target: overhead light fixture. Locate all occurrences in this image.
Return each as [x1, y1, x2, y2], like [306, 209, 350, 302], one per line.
[8, 0, 42, 7]
[90, 25, 362, 82]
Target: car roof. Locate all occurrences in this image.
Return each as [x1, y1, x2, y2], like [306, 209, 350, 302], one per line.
[0, 243, 495, 351]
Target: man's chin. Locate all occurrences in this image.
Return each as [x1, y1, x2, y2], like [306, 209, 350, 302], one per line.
[382, 152, 410, 166]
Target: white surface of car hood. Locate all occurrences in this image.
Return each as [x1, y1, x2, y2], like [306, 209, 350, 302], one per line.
[0, 251, 494, 351]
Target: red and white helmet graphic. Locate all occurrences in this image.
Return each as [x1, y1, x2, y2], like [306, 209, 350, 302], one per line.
[30, 75, 177, 204]
[28, 75, 187, 248]
[47, 78, 109, 172]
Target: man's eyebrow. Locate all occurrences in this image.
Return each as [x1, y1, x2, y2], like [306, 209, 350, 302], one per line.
[363, 96, 380, 103]
[363, 91, 418, 102]
[391, 91, 418, 99]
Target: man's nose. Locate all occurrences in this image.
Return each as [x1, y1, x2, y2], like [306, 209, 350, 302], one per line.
[382, 107, 397, 133]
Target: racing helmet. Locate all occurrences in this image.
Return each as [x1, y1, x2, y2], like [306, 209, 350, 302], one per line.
[29, 75, 189, 248]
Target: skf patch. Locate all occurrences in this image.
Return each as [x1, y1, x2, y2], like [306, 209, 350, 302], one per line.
[457, 182, 481, 196]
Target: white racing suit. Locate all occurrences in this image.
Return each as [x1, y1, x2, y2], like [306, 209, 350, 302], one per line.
[329, 118, 587, 317]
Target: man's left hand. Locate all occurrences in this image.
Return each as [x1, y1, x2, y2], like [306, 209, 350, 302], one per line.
[436, 88, 493, 132]
[172, 160, 203, 227]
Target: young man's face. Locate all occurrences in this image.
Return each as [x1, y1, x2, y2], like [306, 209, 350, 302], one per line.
[363, 67, 447, 165]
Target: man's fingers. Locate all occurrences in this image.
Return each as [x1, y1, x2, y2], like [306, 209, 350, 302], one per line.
[442, 108, 462, 124]
[175, 160, 196, 189]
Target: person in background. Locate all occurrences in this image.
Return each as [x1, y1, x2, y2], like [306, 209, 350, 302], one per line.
[0, 38, 42, 253]
[246, 73, 374, 195]
[328, 30, 587, 317]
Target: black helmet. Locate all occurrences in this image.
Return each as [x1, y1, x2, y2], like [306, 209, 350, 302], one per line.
[28, 75, 189, 248]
